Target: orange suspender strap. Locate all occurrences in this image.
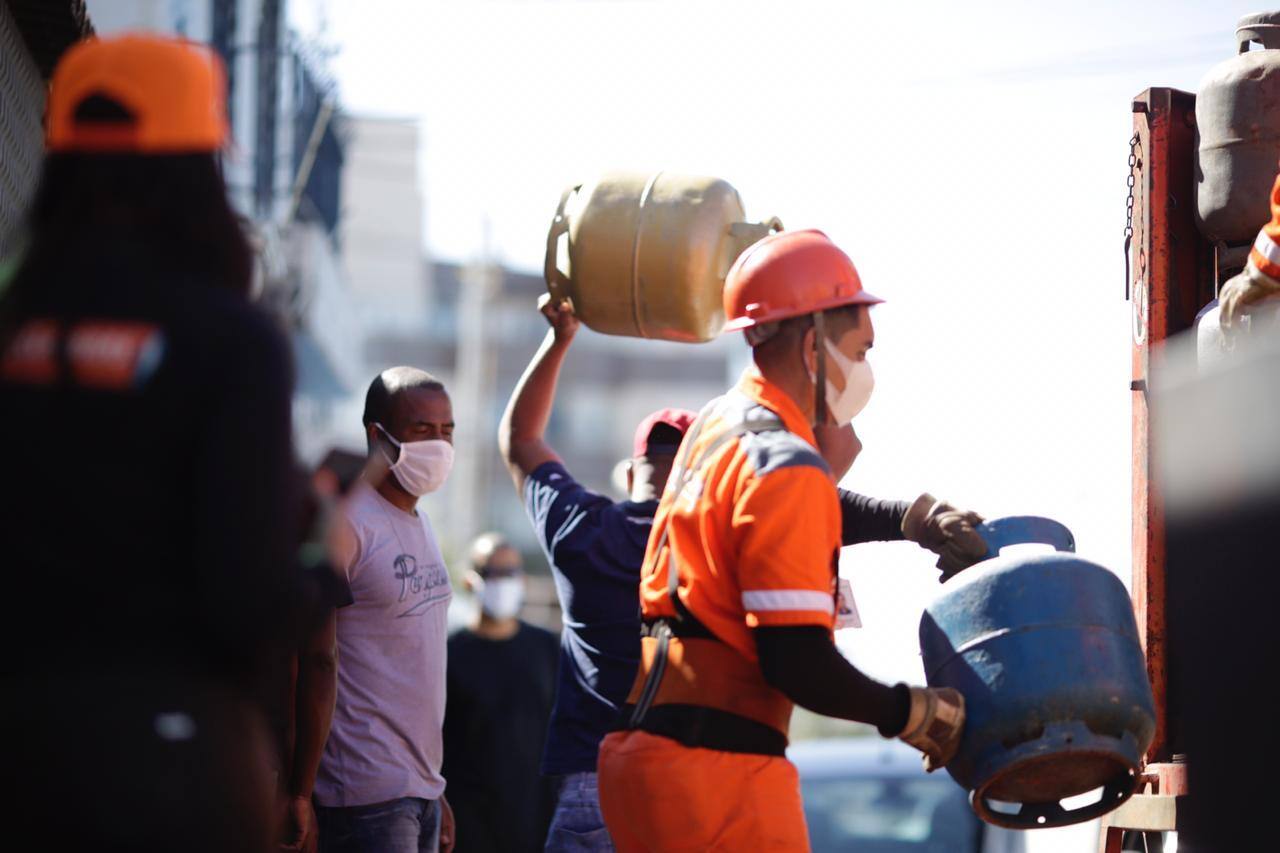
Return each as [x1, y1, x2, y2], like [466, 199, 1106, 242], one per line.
[628, 396, 785, 728]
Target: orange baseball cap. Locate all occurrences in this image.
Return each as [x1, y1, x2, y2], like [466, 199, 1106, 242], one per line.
[47, 34, 229, 154]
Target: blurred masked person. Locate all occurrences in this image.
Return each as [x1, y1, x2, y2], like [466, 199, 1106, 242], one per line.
[314, 368, 457, 853]
[0, 35, 293, 853]
[442, 533, 560, 853]
[499, 296, 696, 851]
[596, 230, 988, 852]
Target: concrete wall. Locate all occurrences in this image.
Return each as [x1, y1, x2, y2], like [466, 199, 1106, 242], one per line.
[340, 116, 429, 327]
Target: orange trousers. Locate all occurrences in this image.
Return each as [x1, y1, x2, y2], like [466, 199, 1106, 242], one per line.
[597, 730, 810, 852]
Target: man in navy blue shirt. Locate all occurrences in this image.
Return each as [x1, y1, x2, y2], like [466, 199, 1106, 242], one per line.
[499, 296, 695, 851]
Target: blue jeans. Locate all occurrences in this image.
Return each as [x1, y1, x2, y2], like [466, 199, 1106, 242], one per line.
[545, 772, 614, 852]
[316, 797, 441, 853]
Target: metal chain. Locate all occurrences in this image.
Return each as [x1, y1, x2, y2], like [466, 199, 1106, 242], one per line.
[1123, 132, 1143, 301]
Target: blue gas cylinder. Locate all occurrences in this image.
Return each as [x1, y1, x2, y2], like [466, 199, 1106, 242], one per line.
[919, 517, 1156, 830]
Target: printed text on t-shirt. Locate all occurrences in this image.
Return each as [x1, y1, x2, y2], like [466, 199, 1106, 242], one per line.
[394, 553, 450, 617]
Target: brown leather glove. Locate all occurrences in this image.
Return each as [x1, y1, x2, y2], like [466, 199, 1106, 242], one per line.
[898, 686, 966, 772]
[901, 493, 988, 581]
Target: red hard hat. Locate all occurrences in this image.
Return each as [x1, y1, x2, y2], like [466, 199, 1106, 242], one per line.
[723, 229, 883, 332]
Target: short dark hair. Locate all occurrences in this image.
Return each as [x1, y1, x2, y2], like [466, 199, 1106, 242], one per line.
[747, 304, 862, 351]
[362, 366, 446, 427]
[469, 531, 519, 573]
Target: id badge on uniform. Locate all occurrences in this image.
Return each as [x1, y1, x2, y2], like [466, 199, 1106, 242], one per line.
[835, 577, 861, 629]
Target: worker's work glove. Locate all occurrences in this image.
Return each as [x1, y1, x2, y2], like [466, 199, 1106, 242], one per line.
[899, 686, 966, 772]
[1219, 267, 1280, 331]
[901, 493, 988, 582]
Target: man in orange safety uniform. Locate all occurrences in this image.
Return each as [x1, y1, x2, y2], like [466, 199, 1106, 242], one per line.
[597, 229, 985, 851]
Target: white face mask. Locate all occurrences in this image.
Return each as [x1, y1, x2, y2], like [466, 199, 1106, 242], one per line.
[811, 337, 875, 425]
[476, 576, 525, 620]
[375, 423, 454, 496]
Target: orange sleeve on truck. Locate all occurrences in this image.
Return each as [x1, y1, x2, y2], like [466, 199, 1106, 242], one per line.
[1248, 173, 1280, 282]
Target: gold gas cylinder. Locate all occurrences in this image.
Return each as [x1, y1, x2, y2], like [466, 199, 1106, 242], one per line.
[543, 172, 782, 342]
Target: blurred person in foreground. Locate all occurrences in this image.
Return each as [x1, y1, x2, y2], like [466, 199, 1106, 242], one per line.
[0, 34, 293, 851]
[314, 369, 457, 853]
[596, 230, 989, 851]
[499, 295, 696, 851]
[442, 533, 560, 853]
[280, 451, 365, 852]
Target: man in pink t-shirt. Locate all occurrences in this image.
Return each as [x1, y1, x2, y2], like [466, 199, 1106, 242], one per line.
[314, 367, 457, 853]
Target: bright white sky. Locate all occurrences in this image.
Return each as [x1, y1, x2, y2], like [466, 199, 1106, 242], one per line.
[296, 2, 1251, 847]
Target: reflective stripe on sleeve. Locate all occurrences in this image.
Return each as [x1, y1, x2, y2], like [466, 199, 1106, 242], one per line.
[741, 589, 835, 614]
[1251, 229, 1280, 280]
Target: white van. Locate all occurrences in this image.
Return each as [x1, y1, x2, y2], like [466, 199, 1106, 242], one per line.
[789, 738, 1027, 853]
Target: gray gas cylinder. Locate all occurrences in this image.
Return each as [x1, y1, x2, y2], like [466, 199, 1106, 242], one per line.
[1195, 291, 1280, 371]
[1197, 12, 1280, 245]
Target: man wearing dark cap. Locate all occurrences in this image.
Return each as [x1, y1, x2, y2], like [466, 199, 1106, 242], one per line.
[499, 297, 695, 852]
